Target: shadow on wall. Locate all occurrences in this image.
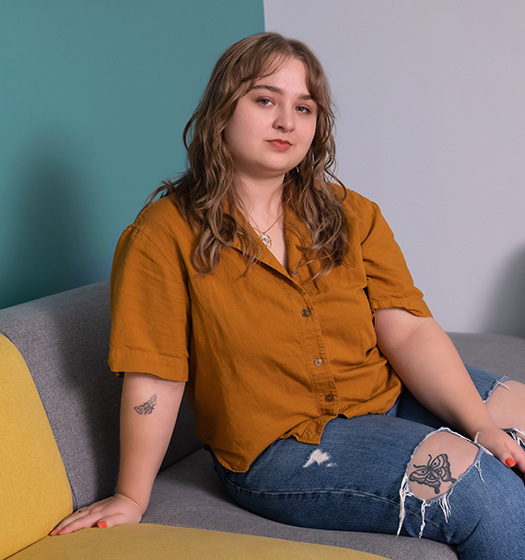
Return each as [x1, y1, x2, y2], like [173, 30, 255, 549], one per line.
[2, 131, 91, 308]
[482, 246, 525, 338]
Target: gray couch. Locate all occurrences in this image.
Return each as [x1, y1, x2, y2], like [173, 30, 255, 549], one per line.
[2, 280, 524, 560]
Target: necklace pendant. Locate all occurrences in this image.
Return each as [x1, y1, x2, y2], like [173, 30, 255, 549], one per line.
[260, 234, 272, 248]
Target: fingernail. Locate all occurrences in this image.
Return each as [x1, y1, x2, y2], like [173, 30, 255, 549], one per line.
[98, 521, 107, 529]
[58, 530, 65, 535]
[49, 529, 57, 536]
[505, 458, 516, 467]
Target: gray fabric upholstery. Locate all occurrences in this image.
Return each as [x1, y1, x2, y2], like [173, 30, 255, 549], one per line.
[0, 281, 200, 510]
[2, 281, 524, 559]
[450, 332, 525, 380]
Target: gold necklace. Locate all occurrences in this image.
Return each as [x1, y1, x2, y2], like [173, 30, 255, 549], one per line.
[250, 212, 283, 248]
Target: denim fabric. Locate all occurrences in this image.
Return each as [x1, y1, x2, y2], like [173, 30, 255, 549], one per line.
[212, 366, 525, 560]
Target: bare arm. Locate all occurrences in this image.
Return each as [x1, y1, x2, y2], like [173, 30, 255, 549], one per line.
[118, 372, 185, 510]
[51, 372, 185, 534]
[374, 308, 525, 473]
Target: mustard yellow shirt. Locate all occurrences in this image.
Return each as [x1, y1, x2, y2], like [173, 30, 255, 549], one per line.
[108, 189, 432, 472]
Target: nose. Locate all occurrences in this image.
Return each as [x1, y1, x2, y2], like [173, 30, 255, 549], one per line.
[273, 105, 296, 133]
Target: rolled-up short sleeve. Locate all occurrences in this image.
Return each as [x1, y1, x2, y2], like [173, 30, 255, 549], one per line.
[108, 224, 190, 381]
[361, 201, 432, 318]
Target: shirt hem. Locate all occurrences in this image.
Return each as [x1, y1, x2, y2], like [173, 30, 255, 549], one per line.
[108, 349, 189, 381]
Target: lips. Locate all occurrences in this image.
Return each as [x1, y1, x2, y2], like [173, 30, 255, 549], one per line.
[267, 139, 292, 151]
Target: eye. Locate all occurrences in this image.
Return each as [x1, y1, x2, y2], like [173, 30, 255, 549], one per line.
[256, 98, 273, 106]
[296, 105, 312, 114]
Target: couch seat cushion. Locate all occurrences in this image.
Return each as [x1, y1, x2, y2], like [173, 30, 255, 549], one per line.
[10, 524, 388, 559]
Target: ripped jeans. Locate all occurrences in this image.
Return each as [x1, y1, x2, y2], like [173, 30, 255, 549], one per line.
[211, 366, 525, 560]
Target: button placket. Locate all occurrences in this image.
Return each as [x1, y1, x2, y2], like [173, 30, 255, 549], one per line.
[285, 284, 338, 418]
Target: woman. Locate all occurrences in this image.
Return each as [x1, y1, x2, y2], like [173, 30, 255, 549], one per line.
[51, 32, 525, 558]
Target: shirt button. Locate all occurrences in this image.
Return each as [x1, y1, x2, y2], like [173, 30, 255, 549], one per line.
[325, 394, 334, 402]
[314, 357, 323, 367]
[301, 308, 311, 317]
[292, 269, 299, 277]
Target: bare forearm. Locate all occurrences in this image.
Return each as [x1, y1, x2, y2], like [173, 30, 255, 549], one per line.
[51, 372, 185, 535]
[118, 372, 185, 512]
[375, 310, 495, 438]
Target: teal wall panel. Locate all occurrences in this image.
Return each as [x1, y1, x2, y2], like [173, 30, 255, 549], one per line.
[1, 0, 264, 308]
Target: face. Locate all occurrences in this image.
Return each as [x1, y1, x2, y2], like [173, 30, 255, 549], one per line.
[223, 57, 317, 185]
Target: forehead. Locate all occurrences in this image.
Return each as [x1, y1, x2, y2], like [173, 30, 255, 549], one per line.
[252, 56, 311, 93]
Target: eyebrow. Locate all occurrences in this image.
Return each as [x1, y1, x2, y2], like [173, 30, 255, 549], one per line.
[250, 84, 314, 101]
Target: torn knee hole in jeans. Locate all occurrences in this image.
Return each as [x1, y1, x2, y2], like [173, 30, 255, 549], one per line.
[484, 378, 512, 402]
[397, 428, 484, 538]
[485, 378, 525, 447]
[505, 427, 525, 447]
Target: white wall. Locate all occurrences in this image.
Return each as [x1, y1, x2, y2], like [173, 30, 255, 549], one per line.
[265, 0, 525, 335]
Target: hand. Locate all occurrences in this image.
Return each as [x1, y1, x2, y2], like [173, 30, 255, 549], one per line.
[474, 424, 525, 475]
[49, 493, 143, 536]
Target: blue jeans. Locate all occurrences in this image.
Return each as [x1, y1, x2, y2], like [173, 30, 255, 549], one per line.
[212, 366, 525, 560]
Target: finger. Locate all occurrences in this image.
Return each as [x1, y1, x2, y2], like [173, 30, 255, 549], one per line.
[49, 496, 140, 536]
[50, 510, 91, 536]
[497, 437, 525, 475]
[52, 509, 132, 535]
[95, 512, 128, 529]
[52, 509, 107, 536]
[50, 497, 116, 536]
[55, 515, 100, 535]
[511, 447, 525, 476]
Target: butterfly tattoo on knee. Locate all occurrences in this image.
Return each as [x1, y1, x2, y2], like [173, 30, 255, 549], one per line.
[409, 453, 457, 494]
[134, 394, 157, 415]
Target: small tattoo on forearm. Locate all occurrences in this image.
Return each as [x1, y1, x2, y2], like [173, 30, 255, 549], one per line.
[409, 453, 457, 494]
[134, 394, 157, 415]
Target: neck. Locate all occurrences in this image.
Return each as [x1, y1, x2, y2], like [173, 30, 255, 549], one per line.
[234, 175, 284, 218]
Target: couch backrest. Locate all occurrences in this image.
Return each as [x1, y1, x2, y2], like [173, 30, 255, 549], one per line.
[0, 333, 72, 558]
[0, 281, 201, 511]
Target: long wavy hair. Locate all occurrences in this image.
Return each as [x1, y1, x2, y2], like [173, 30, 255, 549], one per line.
[146, 32, 348, 277]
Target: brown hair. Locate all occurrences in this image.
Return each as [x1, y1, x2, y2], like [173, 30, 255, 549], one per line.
[146, 32, 348, 277]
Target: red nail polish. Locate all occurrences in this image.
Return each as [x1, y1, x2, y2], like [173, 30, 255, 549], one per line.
[505, 458, 516, 467]
[58, 530, 65, 535]
[98, 521, 107, 529]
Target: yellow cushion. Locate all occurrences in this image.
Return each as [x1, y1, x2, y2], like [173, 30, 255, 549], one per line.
[0, 334, 72, 560]
[10, 524, 388, 559]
